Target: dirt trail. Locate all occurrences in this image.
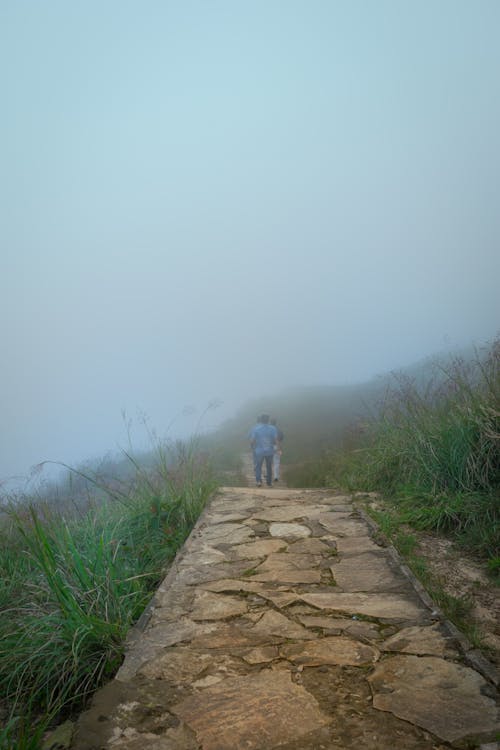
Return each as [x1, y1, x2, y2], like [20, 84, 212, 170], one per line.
[71, 460, 499, 749]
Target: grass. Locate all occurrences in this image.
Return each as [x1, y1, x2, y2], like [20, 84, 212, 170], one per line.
[286, 337, 500, 571]
[0, 437, 217, 748]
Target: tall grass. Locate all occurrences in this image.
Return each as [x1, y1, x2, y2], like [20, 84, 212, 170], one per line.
[286, 338, 500, 565]
[0, 439, 217, 748]
[352, 340, 499, 495]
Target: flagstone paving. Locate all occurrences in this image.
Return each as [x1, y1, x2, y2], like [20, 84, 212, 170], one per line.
[72, 482, 500, 750]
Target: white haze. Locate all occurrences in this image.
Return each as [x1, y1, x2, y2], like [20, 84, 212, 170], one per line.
[1, 1, 499, 484]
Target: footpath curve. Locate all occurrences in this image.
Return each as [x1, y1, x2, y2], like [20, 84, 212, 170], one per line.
[72, 467, 500, 749]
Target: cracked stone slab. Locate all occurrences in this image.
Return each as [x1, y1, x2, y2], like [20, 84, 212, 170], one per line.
[299, 592, 424, 620]
[189, 621, 280, 649]
[317, 514, 368, 536]
[230, 539, 288, 559]
[251, 552, 322, 583]
[117, 620, 216, 680]
[255, 552, 321, 571]
[177, 547, 227, 567]
[335, 536, 384, 554]
[381, 623, 458, 657]
[242, 645, 280, 664]
[368, 655, 500, 742]
[287, 537, 335, 554]
[252, 610, 316, 640]
[202, 523, 255, 545]
[191, 590, 248, 620]
[250, 504, 332, 522]
[205, 512, 251, 524]
[257, 591, 300, 608]
[269, 522, 311, 538]
[281, 635, 380, 666]
[138, 648, 213, 682]
[251, 568, 322, 584]
[172, 670, 330, 750]
[331, 552, 407, 592]
[199, 578, 267, 594]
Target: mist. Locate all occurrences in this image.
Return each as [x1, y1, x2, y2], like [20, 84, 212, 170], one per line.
[1, 1, 499, 484]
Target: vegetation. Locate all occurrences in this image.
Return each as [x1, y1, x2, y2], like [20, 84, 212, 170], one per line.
[285, 338, 499, 569]
[0, 439, 217, 748]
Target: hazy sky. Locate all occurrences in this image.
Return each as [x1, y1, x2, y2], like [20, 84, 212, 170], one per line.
[1, 1, 499, 483]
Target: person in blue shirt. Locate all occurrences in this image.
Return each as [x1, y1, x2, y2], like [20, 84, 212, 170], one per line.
[249, 414, 278, 487]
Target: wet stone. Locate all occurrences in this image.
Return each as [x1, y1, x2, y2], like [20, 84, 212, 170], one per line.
[368, 654, 500, 742]
[172, 670, 331, 750]
[280, 636, 380, 666]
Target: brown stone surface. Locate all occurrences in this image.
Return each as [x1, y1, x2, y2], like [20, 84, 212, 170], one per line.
[287, 537, 334, 554]
[172, 671, 330, 750]
[242, 645, 279, 664]
[269, 521, 311, 538]
[231, 538, 288, 558]
[381, 623, 457, 656]
[331, 551, 407, 592]
[251, 552, 322, 583]
[317, 514, 368, 536]
[72, 479, 500, 750]
[202, 522, 255, 545]
[251, 504, 331, 522]
[300, 592, 424, 620]
[138, 648, 212, 682]
[281, 636, 380, 666]
[368, 655, 500, 741]
[335, 535, 384, 554]
[190, 590, 248, 620]
[252, 610, 316, 640]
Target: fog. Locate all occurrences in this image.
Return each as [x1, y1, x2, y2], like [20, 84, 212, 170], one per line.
[1, 1, 499, 484]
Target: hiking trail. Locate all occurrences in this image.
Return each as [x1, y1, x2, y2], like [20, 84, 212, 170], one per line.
[70, 458, 500, 749]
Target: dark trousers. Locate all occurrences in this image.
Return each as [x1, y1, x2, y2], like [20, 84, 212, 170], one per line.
[255, 454, 273, 485]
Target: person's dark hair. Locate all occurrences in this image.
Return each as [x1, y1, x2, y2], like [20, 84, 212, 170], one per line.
[270, 418, 277, 426]
[260, 414, 270, 423]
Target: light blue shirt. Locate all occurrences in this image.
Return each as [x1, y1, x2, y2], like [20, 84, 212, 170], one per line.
[249, 423, 278, 456]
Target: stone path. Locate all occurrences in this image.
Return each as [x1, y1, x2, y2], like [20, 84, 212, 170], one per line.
[72, 477, 500, 749]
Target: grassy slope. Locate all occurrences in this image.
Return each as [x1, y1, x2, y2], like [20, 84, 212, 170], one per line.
[0, 441, 217, 748]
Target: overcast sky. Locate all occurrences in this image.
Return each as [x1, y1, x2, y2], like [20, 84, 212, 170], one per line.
[1, 0, 499, 484]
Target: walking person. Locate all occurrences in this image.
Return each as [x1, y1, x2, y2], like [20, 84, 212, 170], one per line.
[249, 414, 278, 487]
[270, 418, 284, 482]
[248, 415, 263, 474]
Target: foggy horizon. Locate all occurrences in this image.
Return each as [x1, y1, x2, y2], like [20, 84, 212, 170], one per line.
[2, 1, 499, 486]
